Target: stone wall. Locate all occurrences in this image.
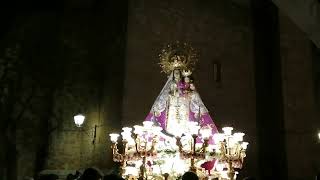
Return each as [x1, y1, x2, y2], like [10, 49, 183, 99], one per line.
[279, 13, 320, 179]
[46, 2, 128, 173]
[272, 0, 320, 48]
[0, 2, 128, 178]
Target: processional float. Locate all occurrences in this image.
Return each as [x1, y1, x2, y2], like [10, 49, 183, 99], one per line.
[109, 42, 248, 180]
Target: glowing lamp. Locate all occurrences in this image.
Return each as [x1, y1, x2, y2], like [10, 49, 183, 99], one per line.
[133, 125, 143, 135]
[190, 125, 200, 135]
[122, 127, 132, 133]
[152, 126, 163, 135]
[188, 121, 199, 127]
[241, 142, 249, 150]
[186, 121, 199, 135]
[222, 127, 233, 135]
[152, 165, 161, 174]
[121, 131, 132, 141]
[74, 114, 85, 127]
[213, 133, 224, 143]
[109, 133, 119, 143]
[200, 127, 212, 140]
[233, 132, 245, 142]
[143, 121, 153, 129]
[173, 128, 183, 137]
[215, 162, 224, 172]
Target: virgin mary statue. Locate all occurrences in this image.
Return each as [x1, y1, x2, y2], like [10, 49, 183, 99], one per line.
[145, 44, 218, 143]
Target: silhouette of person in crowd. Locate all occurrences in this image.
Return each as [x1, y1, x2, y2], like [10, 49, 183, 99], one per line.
[79, 168, 102, 180]
[103, 174, 124, 180]
[181, 171, 199, 180]
[39, 174, 59, 180]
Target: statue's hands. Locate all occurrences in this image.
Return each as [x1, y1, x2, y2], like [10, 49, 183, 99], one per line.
[170, 83, 178, 96]
[154, 111, 161, 117]
[194, 112, 199, 118]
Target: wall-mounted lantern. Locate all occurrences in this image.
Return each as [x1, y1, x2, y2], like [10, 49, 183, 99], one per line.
[74, 114, 85, 127]
[73, 113, 98, 144]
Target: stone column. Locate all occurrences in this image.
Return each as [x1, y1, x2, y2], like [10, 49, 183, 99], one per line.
[251, 1, 288, 179]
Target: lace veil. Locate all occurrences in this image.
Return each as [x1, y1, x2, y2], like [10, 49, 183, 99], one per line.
[150, 72, 209, 116]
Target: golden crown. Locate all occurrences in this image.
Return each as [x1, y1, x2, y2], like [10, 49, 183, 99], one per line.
[159, 42, 198, 74]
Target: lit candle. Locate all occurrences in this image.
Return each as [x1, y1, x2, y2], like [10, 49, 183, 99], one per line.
[213, 133, 224, 143]
[222, 127, 233, 136]
[190, 125, 200, 135]
[122, 127, 132, 133]
[133, 125, 143, 135]
[109, 133, 119, 143]
[173, 130, 183, 137]
[200, 127, 212, 140]
[233, 132, 245, 142]
[121, 131, 132, 141]
[241, 142, 249, 150]
[187, 121, 199, 135]
[143, 121, 153, 129]
[152, 126, 163, 135]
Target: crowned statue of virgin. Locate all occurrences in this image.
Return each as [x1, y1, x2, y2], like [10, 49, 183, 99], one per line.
[145, 43, 218, 144]
[109, 43, 248, 179]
